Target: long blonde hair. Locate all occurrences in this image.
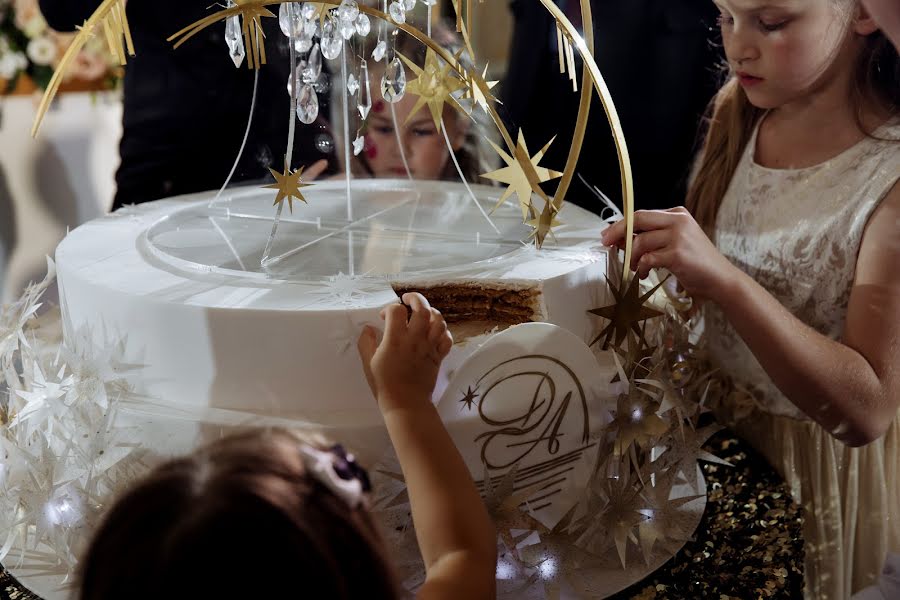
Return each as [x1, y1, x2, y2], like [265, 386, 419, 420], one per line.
[686, 18, 900, 233]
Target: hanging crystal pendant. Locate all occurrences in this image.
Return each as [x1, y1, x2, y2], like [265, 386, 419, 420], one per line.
[297, 83, 320, 124]
[294, 36, 313, 54]
[402, 0, 416, 11]
[355, 13, 370, 37]
[301, 2, 318, 20]
[388, 2, 406, 24]
[338, 0, 360, 23]
[303, 43, 322, 83]
[287, 62, 304, 94]
[353, 135, 365, 156]
[347, 73, 359, 96]
[381, 56, 406, 103]
[224, 1, 245, 69]
[358, 59, 372, 119]
[339, 18, 356, 40]
[372, 40, 387, 62]
[313, 72, 331, 94]
[303, 17, 318, 37]
[320, 17, 343, 59]
[278, 2, 304, 38]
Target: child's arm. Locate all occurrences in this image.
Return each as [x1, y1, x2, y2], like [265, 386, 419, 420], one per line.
[602, 186, 900, 447]
[358, 293, 497, 599]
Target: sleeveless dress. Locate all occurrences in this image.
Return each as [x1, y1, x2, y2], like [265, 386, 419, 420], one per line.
[704, 117, 900, 599]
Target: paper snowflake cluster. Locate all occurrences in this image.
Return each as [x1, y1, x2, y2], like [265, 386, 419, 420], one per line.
[0, 259, 151, 576]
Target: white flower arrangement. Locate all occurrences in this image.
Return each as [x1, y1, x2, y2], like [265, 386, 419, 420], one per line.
[0, 0, 121, 93]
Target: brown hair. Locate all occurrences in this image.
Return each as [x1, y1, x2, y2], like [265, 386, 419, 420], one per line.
[79, 429, 399, 600]
[686, 18, 900, 233]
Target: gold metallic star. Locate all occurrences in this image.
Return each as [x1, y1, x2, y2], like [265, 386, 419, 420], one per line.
[608, 389, 670, 456]
[463, 64, 499, 114]
[399, 48, 468, 132]
[264, 158, 313, 213]
[481, 131, 563, 222]
[480, 466, 548, 560]
[526, 202, 563, 247]
[637, 469, 703, 563]
[588, 274, 665, 351]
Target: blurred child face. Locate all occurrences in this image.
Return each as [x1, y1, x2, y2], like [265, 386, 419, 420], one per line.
[364, 91, 467, 180]
[715, 0, 875, 109]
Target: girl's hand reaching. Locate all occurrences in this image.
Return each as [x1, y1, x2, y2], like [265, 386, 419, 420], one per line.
[302, 159, 330, 181]
[357, 292, 453, 414]
[601, 207, 739, 303]
[357, 294, 496, 599]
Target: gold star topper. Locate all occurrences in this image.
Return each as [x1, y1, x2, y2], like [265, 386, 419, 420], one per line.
[526, 201, 563, 247]
[264, 158, 313, 213]
[588, 274, 665, 352]
[481, 131, 563, 222]
[399, 48, 468, 132]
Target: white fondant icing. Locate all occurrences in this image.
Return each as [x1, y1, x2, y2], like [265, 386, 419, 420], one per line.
[56, 180, 612, 441]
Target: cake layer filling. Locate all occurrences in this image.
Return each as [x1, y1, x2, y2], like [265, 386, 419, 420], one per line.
[392, 283, 542, 324]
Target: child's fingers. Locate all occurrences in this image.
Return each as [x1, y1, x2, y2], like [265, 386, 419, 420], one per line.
[600, 221, 624, 246]
[382, 303, 409, 345]
[427, 308, 447, 343]
[630, 229, 670, 271]
[356, 325, 379, 395]
[601, 210, 678, 247]
[403, 292, 431, 337]
[437, 330, 453, 358]
[304, 159, 329, 181]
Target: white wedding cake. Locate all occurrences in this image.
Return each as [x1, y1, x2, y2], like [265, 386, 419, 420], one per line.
[55, 179, 615, 458]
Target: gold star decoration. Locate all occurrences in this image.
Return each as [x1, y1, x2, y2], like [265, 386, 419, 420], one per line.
[398, 48, 467, 132]
[481, 131, 563, 222]
[526, 201, 564, 247]
[636, 469, 704, 564]
[458, 386, 480, 411]
[463, 64, 499, 114]
[263, 157, 313, 213]
[33, 0, 133, 136]
[480, 465, 548, 560]
[653, 422, 731, 492]
[576, 468, 648, 569]
[588, 274, 665, 352]
[169, 1, 274, 70]
[608, 388, 670, 456]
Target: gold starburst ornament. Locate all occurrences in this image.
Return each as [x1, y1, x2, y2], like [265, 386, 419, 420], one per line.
[264, 158, 314, 213]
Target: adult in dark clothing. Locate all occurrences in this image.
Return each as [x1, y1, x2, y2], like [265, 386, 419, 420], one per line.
[39, 1, 337, 209]
[500, 0, 722, 213]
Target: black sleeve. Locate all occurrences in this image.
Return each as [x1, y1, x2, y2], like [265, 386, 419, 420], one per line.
[38, 0, 104, 32]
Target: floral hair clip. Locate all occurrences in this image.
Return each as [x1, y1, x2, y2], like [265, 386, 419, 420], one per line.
[299, 444, 372, 510]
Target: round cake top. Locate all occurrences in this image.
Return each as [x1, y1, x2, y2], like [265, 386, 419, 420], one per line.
[57, 180, 607, 312]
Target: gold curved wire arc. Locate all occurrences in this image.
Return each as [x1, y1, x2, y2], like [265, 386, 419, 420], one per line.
[538, 0, 635, 277]
[169, 0, 631, 260]
[31, 0, 133, 138]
